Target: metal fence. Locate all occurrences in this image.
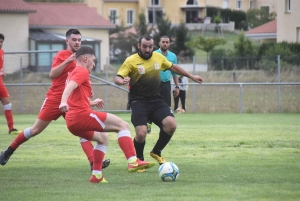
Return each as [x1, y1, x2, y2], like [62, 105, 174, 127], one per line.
[1, 51, 300, 114]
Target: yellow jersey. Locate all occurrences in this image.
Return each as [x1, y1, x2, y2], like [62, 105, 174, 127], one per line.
[117, 52, 173, 101]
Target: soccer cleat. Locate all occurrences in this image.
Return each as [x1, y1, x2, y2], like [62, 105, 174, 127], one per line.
[127, 159, 155, 172]
[0, 146, 14, 165]
[89, 174, 108, 183]
[147, 123, 152, 134]
[9, 128, 21, 135]
[150, 152, 166, 165]
[137, 168, 146, 173]
[90, 159, 111, 171]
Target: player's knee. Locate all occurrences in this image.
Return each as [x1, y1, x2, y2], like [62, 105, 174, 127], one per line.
[3, 103, 12, 110]
[30, 126, 42, 136]
[120, 120, 130, 130]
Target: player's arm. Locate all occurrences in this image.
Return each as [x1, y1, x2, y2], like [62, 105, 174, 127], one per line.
[170, 64, 203, 84]
[59, 80, 78, 112]
[90, 98, 104, 109]
[173, 75, 180, 97]
[0, 69, 6, 77]
[50, 53, 76, 79]
[114, 75, 130, 85]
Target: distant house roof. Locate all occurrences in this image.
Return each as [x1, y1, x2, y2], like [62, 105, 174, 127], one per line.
[28, 3, 115, 29]
[29, 30, 100, 42]
[245, 20, 277, 40]
[0, 0, 36, 13]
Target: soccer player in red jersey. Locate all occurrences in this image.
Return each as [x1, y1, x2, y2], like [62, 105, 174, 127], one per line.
[0, 33, 21, 135]
[59, 46, 155, 183]
[0, 29, 109, 170]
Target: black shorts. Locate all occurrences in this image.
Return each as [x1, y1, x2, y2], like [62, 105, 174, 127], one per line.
[160, 81, 171, 107]
[130, 98, 174, 128]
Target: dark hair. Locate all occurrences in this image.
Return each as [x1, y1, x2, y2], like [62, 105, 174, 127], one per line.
[76, 46, 95, 59]
[66, 29, 81, 39]
[138, 34, 153, 44]
[0, 33, 4, 41]
[160, 35, 169, 41]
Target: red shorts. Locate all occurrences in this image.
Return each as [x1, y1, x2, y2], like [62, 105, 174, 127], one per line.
[0, 83, 9, 98]
[66, 110, 107, 140]
[38, 98, 65, 121]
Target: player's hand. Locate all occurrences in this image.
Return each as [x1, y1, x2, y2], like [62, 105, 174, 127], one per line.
[0, 70, 6, 77]
[91, 98, 104, 109]
[59, 102, 69, 112]
[66, 53, 76, 63]
[173, 88, 180, 97]
[122, 76, 130, 85]
[192, 75, 203, 84]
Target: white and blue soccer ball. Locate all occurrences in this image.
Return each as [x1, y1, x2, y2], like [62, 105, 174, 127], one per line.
[158, 162, 179, 182]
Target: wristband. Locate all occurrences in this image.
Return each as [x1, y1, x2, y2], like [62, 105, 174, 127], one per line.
[175, 86, 179, 89]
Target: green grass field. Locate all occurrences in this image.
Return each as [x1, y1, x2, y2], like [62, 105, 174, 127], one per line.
[0, 113, 300, 201]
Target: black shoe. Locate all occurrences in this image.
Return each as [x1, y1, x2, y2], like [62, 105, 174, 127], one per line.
[90, 159, 111, 171]
[9, 128, 21, 135]
[0, 146, 14, 165]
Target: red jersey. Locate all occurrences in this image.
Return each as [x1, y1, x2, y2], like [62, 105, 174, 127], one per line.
[0, 49, 4, 84]
[46, 49, 76, 103]
[65, 66, 92, 123]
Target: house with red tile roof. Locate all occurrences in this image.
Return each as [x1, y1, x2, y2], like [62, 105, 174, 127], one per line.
[0, 0, 114, 74]
[245, 20, 276, 43]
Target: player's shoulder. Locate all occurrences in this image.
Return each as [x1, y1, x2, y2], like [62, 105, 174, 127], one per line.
[124, 53, 139, 63]
[56, 49, 71, 57]
[167, 50, 176, 57]
[152, 51, 164, 58]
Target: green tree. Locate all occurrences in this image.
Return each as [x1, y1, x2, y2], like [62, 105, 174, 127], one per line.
[171, 22, 194, 59]
[153, 14, 174, 49]
[246, 8, 276, 29]
[134, 12, 147, 36]
[186, 35, 226, 64]
[233, 32, 257, 57]
[232, 32, 258, 69]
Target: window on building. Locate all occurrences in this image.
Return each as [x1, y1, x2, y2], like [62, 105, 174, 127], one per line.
[151, 0, 159, 6]
[223, 0, 229, 8]
[148, 10, 163, 24]
[260, 6, 270, 18]
[109, 9, 118, 24]
[236, 0, 242, 9]
[186, 0, 198, 5]
[250, 0, 254, 9]
[285, 0, 291, 12]
[186, 10, 199, 23]
[127, 10, 135, 25]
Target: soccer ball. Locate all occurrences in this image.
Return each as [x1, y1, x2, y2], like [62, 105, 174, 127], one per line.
[158, 162, 179, 182]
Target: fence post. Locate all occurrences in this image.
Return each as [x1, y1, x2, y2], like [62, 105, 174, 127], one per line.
[192, 56, 196, 112]
[277, 55, 281, 113]
[105, 57, 109, 110]
[19, 57, 23, 114]
[239, 83, 243, 114]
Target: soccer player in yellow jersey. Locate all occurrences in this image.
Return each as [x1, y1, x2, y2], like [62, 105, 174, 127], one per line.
[114, 35, 202, 168]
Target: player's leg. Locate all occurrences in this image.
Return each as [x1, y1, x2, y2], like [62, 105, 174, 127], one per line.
[180, 90, 186, 112]
[174, 92, 180, 112]
[0, 98, 60, 166]
[150, 101, 176, 165]
[78, 111, 155, 172]
[0, 118, 51, 165]
[130, 100, 149, 161]
[0, 86, 20, 134]
[68, 128, 108, 183]
[80, 137, 110, 171]
[89, 132, 108, 183]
